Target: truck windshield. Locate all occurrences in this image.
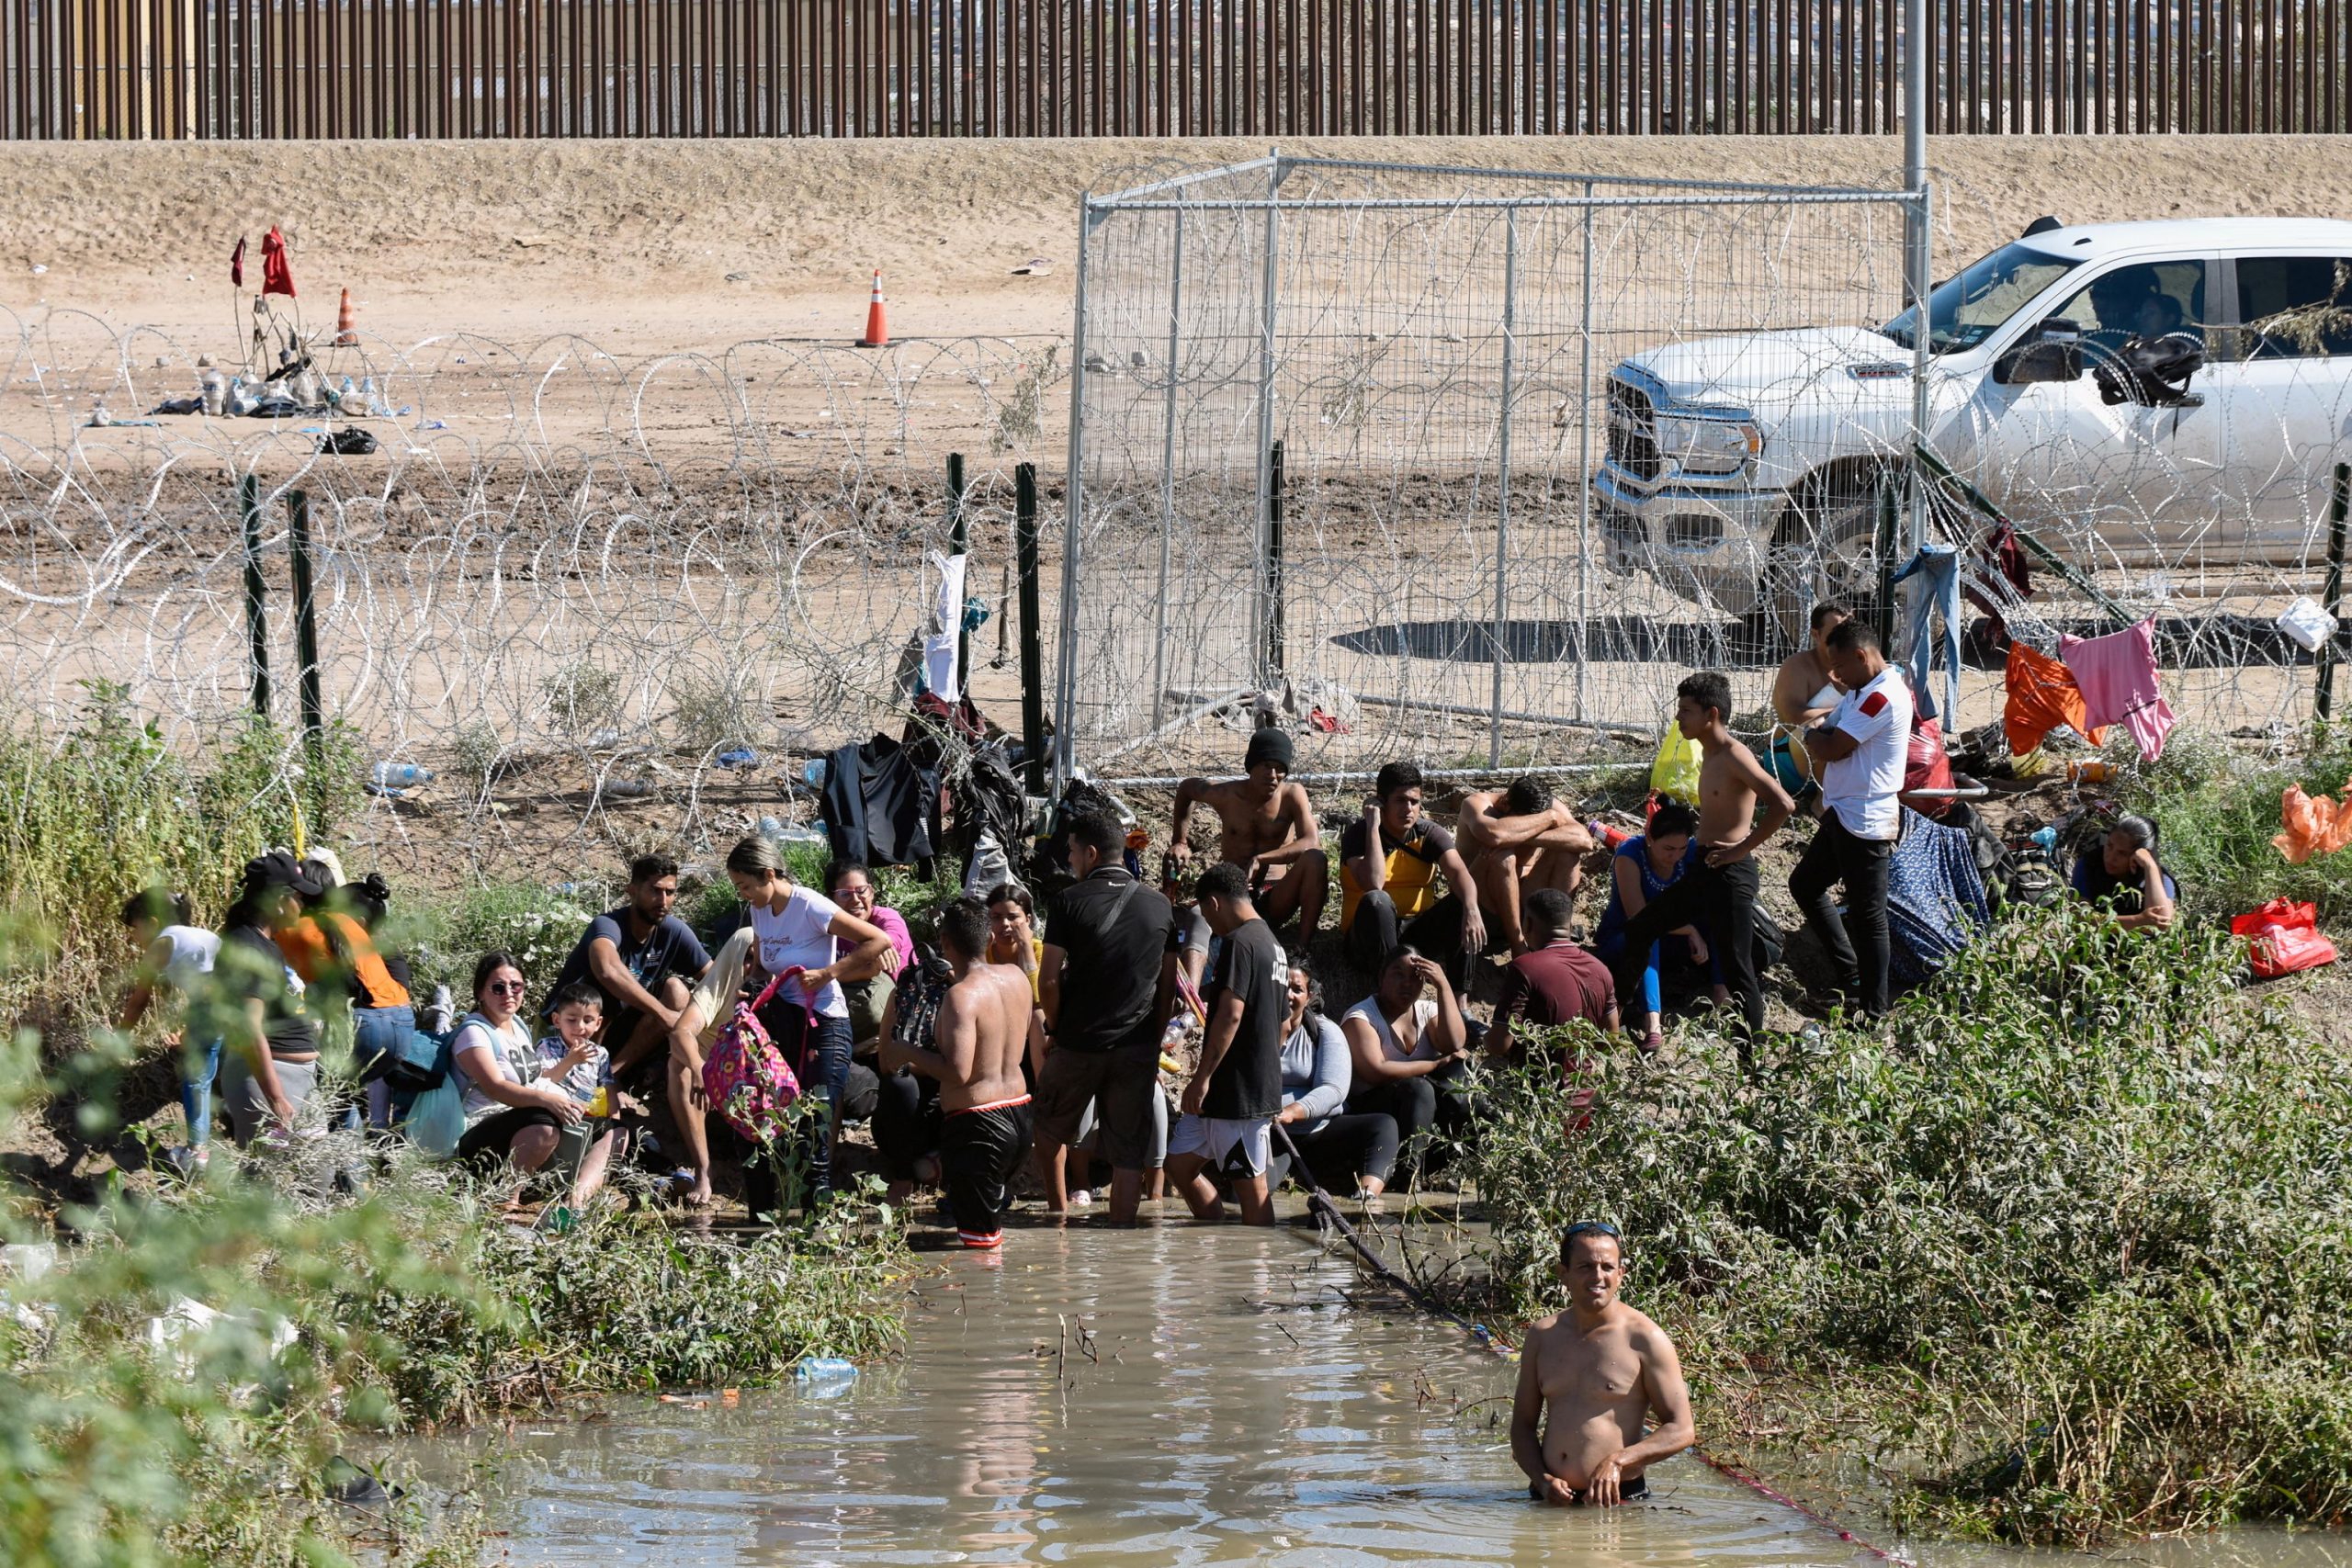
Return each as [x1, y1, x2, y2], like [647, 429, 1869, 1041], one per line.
[1881, 242, 2082, 354]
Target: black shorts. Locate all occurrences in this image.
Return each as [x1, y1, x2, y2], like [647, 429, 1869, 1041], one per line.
[940, 1095, 1034, 1249]
[456, 1105, 563, 1170]
[1032, 1043, 1161, 1169]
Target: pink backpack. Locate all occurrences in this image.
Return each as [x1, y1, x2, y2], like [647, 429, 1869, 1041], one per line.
[702, 968, 804, 1144]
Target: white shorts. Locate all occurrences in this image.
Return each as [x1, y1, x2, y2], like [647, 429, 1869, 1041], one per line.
[1168, 1113, 1272, 1179]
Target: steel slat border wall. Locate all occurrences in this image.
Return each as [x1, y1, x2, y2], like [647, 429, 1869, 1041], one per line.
[1, 0, 2340, 139]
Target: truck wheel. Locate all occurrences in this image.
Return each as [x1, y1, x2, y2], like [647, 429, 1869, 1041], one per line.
[1762, 469, 1890, 651]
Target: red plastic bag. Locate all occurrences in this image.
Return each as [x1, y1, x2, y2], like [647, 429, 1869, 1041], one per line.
[2228, 898, 2339, 979]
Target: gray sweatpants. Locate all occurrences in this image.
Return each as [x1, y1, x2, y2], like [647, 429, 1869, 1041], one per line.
[218, 1052, 319, 1145]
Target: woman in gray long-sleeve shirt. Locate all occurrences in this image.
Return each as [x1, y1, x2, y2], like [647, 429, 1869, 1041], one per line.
[1272, 956, 1406, 1206]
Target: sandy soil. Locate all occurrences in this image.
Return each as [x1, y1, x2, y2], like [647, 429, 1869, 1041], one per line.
[3, 133, 2349, 362]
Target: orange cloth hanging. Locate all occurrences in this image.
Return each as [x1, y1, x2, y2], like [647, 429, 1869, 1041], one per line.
[2273, 780, 2352, 864]
[2003, 640, 2109, 755]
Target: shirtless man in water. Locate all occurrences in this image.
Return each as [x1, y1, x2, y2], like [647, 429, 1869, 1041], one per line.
[1170, 728, 1326, 938]
[880, 897, 1034, 1250]
[1769, 603, 1851, 800]
[1512, 1222, 1696, 1506]
[1603, 671, 1793, 1050]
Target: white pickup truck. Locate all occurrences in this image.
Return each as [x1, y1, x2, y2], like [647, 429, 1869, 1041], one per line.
[1595, 218, 2352, 639]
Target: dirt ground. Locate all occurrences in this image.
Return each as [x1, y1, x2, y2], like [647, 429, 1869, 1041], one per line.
[6, 132, 2352, 376]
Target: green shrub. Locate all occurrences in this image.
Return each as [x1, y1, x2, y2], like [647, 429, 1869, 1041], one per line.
[0, 689, 359, 1021]
[2115, 726, 2352, 922]
[0, 906, 912, 1566]
[401, 884, 596, 1001]
[1453, 904, 2352, 1542]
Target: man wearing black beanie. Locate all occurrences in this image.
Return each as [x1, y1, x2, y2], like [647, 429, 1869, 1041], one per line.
[1167, 726, 1327, 940]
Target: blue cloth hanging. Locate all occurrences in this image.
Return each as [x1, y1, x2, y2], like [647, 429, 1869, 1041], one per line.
[1892, 544, 1963, 728]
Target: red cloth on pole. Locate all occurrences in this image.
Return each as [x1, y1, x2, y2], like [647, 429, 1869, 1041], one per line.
[260, 227, 296, 298]
[229, 236, 245, 288]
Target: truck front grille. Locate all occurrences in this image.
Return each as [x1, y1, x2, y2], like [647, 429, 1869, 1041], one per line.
[1607, 378, 1661, 482]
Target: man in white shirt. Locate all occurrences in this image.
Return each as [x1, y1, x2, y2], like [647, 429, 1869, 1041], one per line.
[1792, 620, 1912, 1017]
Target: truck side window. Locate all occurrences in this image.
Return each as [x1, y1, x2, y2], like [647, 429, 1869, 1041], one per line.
[2233, 257, 2352, 360]
[2052, 261, 2211, 356]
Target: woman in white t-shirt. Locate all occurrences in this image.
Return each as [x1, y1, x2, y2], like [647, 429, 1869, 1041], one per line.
[119, 888, 222, 1173]
[450, 952, 589, 1192]
[723, 837, 893, 1205]
[1340, 944, 1470, 1175]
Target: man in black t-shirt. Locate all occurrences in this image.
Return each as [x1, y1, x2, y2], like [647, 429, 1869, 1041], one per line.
[547, 854, 713, 1079]
[1166, 862, 1288, 1225]
[1035, 812, 1177, 1222]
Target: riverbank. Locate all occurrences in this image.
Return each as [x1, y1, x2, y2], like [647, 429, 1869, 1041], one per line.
[0, 713, 915, 1566]
[1442, 903, 2352, 1545]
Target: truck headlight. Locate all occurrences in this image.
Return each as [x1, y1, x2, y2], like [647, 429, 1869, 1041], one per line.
[1655, 412, 1762, 475]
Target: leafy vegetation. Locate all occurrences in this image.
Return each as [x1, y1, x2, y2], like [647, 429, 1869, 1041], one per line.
[2111, 725, 2352, 923]
[1453, 905, 2352, 1544]
[0, 688, 362, 1023]
[0, 694, 916, 1566]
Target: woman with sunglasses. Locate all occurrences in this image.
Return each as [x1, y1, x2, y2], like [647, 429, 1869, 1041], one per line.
[451, 953, 585, 1188]
[825, 859, 911, 1053]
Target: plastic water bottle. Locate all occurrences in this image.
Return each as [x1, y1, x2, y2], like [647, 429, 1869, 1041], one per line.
[370, 761, 433, 789]
[793, 1356, 857, 1384]
[716, 748, 757, 769]
[756, 816, 786, 840]
[801, 759, 829, 789]
[779, 823, 828, 849]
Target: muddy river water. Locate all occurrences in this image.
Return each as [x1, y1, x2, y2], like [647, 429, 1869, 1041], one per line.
[433, 1223, 2352, 1568]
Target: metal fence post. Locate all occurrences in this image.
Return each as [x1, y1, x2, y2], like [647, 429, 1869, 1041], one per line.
[1574, 181, 1595, 726]
[1152, 205, 1186, 732]
[2318, 461, 2351, 724]
[1053, 197, 1097, 794]
[1875, 479, 1899, 651]
[287, 487, 325, 750]
[1265, 438, 1286, 678]
[1017, 461, 1046, 791]
[1250, 148, 1284, 691]
[1490, 204, 1518, 769]
[239, 473, 272, 718]
[946, 450, 969, 684]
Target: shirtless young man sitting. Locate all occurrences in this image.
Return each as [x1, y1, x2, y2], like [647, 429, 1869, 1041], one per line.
[1769, 602, 1851, 801]
[1453, 778, 1597, 953]
[879, 898, 1035, 1250]
[1170, 728, 1327, 939]
[1511, 1222, 1696, 1506]
[1603, 671, 1793, 1051]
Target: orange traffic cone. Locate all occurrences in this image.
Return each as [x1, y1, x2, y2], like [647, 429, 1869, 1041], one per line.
[859, 270, 888, 347]
[333, 287, 358, 346]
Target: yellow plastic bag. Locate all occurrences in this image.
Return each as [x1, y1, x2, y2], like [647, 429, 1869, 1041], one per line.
[1649, 720, 1702, 805]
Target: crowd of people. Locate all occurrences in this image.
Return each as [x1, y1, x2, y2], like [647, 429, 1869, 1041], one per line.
[113, 616, 2180, 1256]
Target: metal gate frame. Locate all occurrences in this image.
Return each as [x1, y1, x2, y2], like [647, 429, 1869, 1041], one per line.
[1051, 152, 1931, 790]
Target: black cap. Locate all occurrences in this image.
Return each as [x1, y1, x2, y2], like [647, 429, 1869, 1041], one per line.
[243, 849, 329, 902]
[1244, 727, 1295, 773]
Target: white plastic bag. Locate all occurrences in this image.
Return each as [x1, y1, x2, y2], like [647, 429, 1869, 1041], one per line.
[2278, 595, 2338, 655]
[405, 1077, 468, 1160]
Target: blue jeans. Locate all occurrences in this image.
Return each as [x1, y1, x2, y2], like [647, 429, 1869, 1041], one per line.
[179, 1036, 223, 1147]
[1596, 929, 1724, 1021]
[800, 1013, 854, 1200]
[354, 1005, 417, 1133]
